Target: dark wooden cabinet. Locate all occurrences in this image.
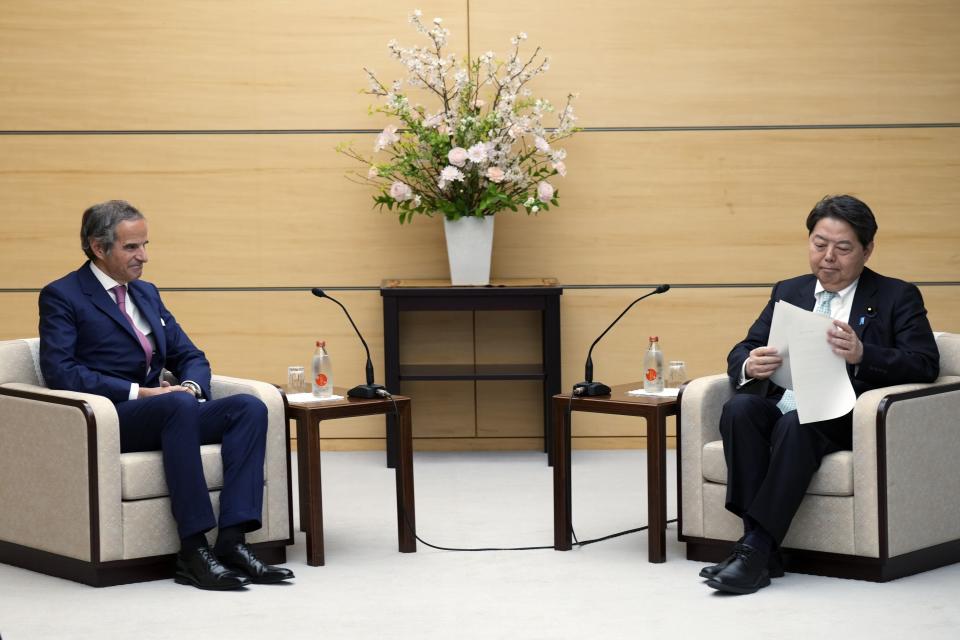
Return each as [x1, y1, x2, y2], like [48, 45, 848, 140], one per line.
[381, 278, 563, 466]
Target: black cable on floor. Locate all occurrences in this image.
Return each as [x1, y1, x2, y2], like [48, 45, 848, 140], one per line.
[382, 390, 676, 553]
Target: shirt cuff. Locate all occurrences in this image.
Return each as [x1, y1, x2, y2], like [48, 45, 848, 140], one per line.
[738, 360, 754, 387]
[129, 383, 139, 401]
[181, 380, 203, 400]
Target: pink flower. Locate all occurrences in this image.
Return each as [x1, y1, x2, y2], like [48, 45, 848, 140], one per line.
[537, 181, 555, 203]
[486, 167, 505, 183]
[389, 181, 413, 201]
[447, 147, 468, 167]
[551, 161, 567, 177]
[534, 136, 551, 153]
[374, 125, 400, 152]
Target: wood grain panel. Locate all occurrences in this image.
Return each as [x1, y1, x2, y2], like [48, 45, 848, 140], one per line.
[476, 380, 542, 437]
[0, 1, 468, 130]
[493, 128, 960, 285]
[2, 129, 957, 290]
[470, 0, 960, 126]
[398, 380, 475, 438]
[475, 310, 542, 364]
[399, 312, 474, 364]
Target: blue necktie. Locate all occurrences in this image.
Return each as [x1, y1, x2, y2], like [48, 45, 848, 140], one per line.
[776, 291, 838, 414]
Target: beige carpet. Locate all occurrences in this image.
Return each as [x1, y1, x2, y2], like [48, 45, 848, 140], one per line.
[1, 450, 959, 639]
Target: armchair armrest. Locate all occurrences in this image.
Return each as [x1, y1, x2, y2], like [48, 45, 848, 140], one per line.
[678, 374, 733, 539]
[850, 376, 960, 557]
[0, 384, 123, 562]
[210, 375, 291, 543]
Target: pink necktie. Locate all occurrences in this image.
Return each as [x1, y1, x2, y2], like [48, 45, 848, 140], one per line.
[112, 284, 154, 372]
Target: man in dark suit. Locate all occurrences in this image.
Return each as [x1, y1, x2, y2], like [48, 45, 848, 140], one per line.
[702, 195, 940, 594]
[39, 200, 294, 590]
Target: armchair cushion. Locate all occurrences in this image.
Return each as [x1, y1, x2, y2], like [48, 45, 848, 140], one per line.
[120, 445, 225, 501]
[701, 441, 854, 497]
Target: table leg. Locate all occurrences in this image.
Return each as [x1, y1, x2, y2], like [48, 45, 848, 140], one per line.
[304, 414, 325, 566]
[646, 409, 667, 563]
[553, 397, 572, 550]
[294, 417, 308, 533]
[394, 399, 416, 553]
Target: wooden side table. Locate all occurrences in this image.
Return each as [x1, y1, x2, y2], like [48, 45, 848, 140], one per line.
[380, 278, 563, 467]
[552, 383, 679, 563]
[285, 390, 416, 566]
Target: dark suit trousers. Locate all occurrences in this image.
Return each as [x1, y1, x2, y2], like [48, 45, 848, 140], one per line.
[116, 392, 268, 539]
[719, 393, 852, 545]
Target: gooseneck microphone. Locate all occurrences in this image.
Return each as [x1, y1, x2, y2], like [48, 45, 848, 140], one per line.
[311, 288, 386, 399]
[573, 284, 671, 397]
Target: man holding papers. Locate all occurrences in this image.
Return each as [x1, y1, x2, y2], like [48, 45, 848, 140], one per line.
[702, 195, 939, 594]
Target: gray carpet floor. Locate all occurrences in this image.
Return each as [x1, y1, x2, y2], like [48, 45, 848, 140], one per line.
[2, 450, 958, 639]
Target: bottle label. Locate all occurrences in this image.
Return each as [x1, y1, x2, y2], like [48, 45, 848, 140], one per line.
[645, 368, 658, 382]
[315, 373, 328, 387]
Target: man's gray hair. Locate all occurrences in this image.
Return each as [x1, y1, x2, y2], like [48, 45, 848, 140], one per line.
[80, 200, 144, 260]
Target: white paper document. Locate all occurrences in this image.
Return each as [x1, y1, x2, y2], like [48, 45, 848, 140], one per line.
[285, 392, 345, 403]
[626, 387, 681, 398]
[767, 301, 856, 424]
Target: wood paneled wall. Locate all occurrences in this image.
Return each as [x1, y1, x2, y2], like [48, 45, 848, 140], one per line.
[2, 1, 958, 451]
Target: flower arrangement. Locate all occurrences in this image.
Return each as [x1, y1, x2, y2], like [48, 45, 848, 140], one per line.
[337, 10, 578, 224]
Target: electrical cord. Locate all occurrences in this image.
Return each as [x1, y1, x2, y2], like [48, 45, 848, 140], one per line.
[378, 387, 675, 552]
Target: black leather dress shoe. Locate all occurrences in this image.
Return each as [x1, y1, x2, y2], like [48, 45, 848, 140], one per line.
[700, 543, 784, 579]
[217, 543, 295, 584]
[175, 547, 250, 590]
[706, 543, 771, 595]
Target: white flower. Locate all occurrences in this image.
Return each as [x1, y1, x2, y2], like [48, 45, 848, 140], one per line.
[551, 161, 567, 177]
[438, 165, 465, 189]
[486, 166, 505, 183]
[374, 125, 400, 151]
[389, 181, 413, 201]
[534, 136, 550, 153]
[448, 147, 468, 167]
[537, 181, 555, 203]
[367, 166, 379, 178]
[466, 143, 488, 163]
[508, 123, 525, 139]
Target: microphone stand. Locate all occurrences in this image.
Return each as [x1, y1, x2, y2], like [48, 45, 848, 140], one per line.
[573, 284, 670, 397]
[311, 288, 386, 399]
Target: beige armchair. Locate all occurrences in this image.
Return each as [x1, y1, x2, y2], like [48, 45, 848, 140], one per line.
[0, 338, 293, 586]
[678, 332, 960, 581]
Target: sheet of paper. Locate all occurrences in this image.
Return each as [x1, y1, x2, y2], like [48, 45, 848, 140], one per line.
[767, 300, 856, 424]
[285, 392, 345, 403]
[767, 301, 793, 389]
[626, 387, 681, 397]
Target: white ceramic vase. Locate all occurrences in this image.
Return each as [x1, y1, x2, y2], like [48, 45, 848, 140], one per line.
[443, 215, 495, 286]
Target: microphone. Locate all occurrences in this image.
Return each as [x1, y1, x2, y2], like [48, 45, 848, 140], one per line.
[311, 288, 386, 399]
[573, 284, 670, 397]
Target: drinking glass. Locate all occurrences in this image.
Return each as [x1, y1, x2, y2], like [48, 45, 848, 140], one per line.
[287, 366, 306, 393]
[665, 360, 687, 389]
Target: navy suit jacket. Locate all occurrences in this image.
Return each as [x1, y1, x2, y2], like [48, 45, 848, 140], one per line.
[39, 262, 212, 404]
[728, 267, 939, 399]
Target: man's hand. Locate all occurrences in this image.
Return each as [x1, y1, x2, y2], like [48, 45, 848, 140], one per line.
[828, 320, 864, 365]
[137, 381, 194, 399]
[745, 346, 783, 380]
